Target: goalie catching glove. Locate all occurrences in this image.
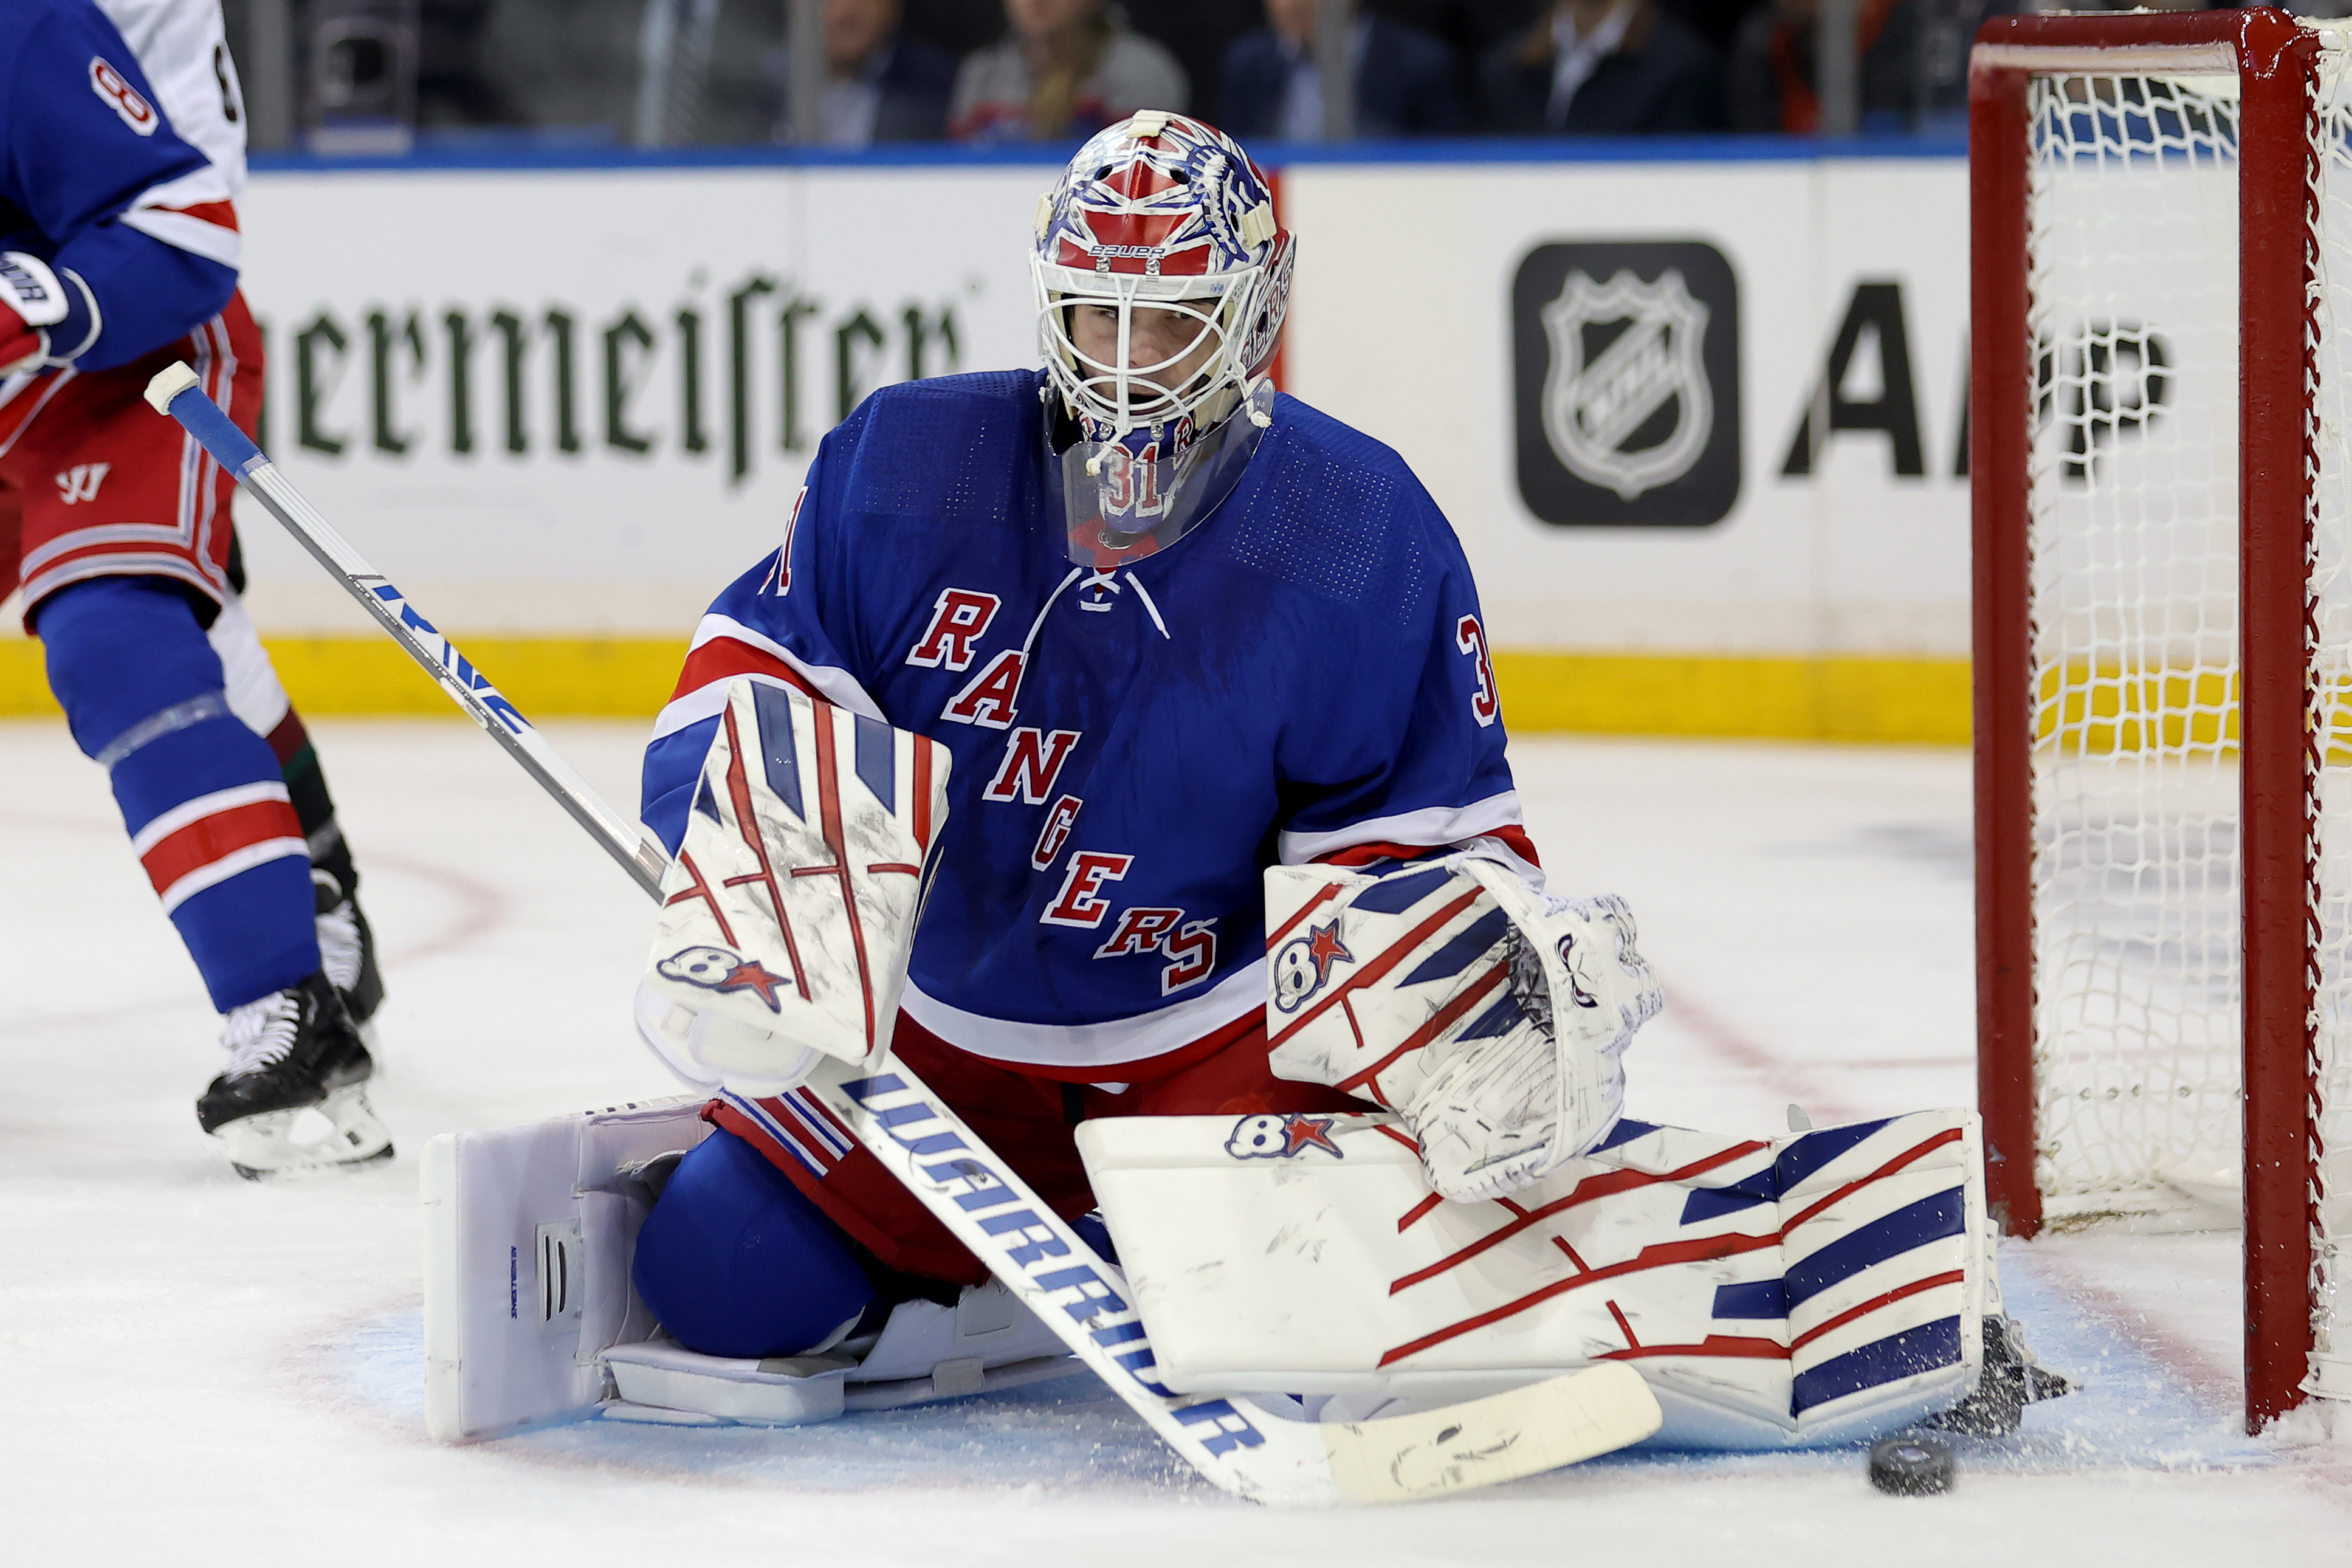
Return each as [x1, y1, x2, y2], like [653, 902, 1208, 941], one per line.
[1264, 853, 1661, 1201]
[636, 678, 949, 1096]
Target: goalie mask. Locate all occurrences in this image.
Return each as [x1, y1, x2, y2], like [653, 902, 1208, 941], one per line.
[1031, 112, 1294, 568]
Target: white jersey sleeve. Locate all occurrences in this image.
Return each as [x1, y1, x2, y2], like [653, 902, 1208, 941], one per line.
[91, 0, 247, 197]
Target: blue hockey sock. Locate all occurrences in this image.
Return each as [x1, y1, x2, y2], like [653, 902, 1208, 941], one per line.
[633, 1127, 879, 1360]
[39, 577, 320, 1011]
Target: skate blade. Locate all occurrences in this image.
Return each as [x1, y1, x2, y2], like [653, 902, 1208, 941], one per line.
[221, 1085, 394, 1181]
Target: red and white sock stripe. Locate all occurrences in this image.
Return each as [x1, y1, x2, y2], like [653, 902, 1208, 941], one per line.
[130, 782, 308, 913]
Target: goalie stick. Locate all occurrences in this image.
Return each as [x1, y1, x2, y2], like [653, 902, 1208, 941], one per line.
[142, 360, 1663, 1505]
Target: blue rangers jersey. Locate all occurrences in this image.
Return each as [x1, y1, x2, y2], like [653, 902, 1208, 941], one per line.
[642, 370, 1531, 1078]
[1, 0, 241, 371]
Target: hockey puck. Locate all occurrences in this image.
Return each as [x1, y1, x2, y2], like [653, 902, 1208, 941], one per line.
[1867, 1434, 1956, 1496]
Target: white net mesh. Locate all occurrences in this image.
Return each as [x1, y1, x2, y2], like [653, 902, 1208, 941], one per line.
[2026, 72, 2244, 1218]
[2023, 52, 2351, 1398]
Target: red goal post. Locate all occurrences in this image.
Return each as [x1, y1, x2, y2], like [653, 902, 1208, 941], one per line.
[1969, 7, 2345, 1432]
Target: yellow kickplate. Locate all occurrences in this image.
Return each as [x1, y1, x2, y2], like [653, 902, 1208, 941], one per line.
[1321, 1363, 1663, 1504]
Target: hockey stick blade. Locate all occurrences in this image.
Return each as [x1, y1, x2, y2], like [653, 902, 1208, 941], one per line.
[1321, 1363, 1659, 1504]
[143, 361, 1665, 1505]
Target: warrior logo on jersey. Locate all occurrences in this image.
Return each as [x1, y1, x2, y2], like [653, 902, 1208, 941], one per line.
[657, 944, 793, 1010]
[56, 463, 109, 506]
[89, 57, 159, 136]
[1225, 1113, 1344, 1160]
[1270, 919, 1352, 1014]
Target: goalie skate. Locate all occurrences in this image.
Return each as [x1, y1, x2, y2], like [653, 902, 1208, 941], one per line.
[198, 971, 391, 1180]
[599, 1277, 1078, 1428]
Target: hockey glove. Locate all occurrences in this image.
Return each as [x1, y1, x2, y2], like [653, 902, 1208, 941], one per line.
[638, 678, 949, 1098]
[1264, 853, 1662, 1202]
[0, 252, 78, 374]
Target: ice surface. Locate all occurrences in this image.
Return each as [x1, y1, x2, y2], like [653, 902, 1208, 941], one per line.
[6, 721, 2348, 1563]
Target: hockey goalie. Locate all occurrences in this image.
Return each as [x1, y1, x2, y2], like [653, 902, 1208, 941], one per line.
[425, 113, 2067, 1459]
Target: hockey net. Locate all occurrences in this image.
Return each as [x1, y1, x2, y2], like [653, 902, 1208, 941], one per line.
[1973, 9, 2350, 1428]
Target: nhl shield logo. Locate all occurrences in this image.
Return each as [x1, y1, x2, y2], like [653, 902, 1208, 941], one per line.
[1540, 269, 1711, 502]
[1512, 241, 1739, 528]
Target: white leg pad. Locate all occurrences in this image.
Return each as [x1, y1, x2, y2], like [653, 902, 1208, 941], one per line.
[422, 1097, 712, 1441]
[1078, 1109, 1991, 1450]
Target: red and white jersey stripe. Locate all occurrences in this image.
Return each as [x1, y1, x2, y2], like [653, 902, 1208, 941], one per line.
[119, 164, 240, 270]
[1276, 793, 1533, 870]
[650, 614, 885, 746]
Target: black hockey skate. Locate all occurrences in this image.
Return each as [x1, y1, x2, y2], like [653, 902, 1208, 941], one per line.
[197, 971, 393, 1180]
[314, 868, 383, 1033]
[1919, 1315, 2073, 1437]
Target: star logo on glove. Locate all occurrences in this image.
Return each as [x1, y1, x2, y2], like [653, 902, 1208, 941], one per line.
[715, 958, 791, 1011]
[1223, 1112, 1347, 1160]
[1305, 920, 1353, 983]
[1271, 920, 1357, 1014]
[1280, 1114, 1341, 1156]
[657, 945, 795, 1013]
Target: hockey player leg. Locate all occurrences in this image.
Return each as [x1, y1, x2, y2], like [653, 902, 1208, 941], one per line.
[37, 574, 388, 1177]
[424, 1109, 1071, 1436]
[609, 1125, 1073, 1425]
[630, 1126, 880, 1360]
[208, 582, 384, 1033]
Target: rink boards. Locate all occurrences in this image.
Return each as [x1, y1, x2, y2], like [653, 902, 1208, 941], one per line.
[4, 145, 2018, 739]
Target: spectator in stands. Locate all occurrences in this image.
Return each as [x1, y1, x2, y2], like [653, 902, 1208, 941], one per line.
[1480, 0, 1722, 134]
[1219, 0, 1465, 140]
[480, 0, 642, 137]
[1725, 0, 1919, 133]
[417, 0, 513, 127]
[765, 0, 960, 143]
[951, 0, 1188, 142]
[1122, 0, 1264, 128]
